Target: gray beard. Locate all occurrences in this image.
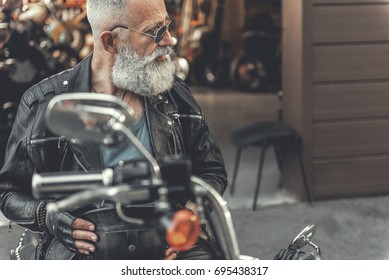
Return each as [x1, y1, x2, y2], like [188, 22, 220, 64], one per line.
[112, 45, 176, 97]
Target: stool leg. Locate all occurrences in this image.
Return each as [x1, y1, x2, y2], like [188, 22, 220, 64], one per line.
[274, 144, 283, 171]
[297, 148, 312, 202]
[230, 147, 242, 195]
[253, 145, 267, 211]
[274, 144, 283, 189]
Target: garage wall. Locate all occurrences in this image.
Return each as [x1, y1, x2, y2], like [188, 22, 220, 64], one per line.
[282, 0, 389, 199]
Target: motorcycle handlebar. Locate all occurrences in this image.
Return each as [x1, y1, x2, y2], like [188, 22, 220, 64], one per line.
[49, 185, 151, 213]
[32, 157, 191, 200]
[32, 161, 150, 199]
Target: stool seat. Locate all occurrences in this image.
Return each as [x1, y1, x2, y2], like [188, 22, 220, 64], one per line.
[230, 121, 311, 210]
[231, 121, 299, 148]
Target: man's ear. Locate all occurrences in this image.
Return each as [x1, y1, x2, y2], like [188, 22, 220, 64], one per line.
[100, 31, 118, 53]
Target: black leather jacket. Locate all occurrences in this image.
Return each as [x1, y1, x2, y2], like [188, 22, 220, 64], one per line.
[0, 54, 227, 232]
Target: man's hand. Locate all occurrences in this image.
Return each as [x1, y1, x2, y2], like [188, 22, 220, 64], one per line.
[185, 201, 198, 215]
[46, 209, 98, 255]
[71, 218, 98, 255]
[163, 247, 178, 260]
[185, 201, 208, 240]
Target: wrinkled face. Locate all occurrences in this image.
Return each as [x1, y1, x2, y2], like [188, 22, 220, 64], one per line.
[124, 0, 174, 56]
[111, 0, 176, 96]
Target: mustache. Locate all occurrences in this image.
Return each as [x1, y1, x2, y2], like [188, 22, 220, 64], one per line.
[143, 47, 175, 64]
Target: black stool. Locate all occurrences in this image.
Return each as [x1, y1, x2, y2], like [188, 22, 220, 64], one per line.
[229, 121, 312, 210]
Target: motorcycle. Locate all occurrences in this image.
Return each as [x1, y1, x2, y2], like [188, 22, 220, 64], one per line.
[230, 11, 282, 92]
[0, 6, 78, 109]
[0, 0, 92, 139]
[17, 0, 90, 58]
[12, 93, 322, 260]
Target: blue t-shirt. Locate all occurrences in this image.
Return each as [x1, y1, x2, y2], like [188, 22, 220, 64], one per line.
[100, 112, 153, 168]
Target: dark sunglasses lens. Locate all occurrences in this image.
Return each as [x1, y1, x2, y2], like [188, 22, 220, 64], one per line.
[156, 21, 174, 44]
[156, 26, 167, 44]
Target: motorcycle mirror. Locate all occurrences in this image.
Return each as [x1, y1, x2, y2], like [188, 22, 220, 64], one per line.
[292, 224, 321, 254]
[45, 93, 162, 184]
[292, 224, 316, 246]
[45, 93, 136, 145]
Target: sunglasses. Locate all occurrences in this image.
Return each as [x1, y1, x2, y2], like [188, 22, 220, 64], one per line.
[109, 19, 174, 44]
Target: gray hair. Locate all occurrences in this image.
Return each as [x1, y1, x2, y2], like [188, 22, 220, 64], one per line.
[86, 0, 128, 41]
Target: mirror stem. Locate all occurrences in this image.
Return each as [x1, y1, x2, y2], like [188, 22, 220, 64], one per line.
[111, 122, 162, 185]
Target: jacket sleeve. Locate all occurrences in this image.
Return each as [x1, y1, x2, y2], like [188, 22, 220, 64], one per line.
[172, 78, 228, 196]
[0, 94, 42, 231]
[190, 115, 228, 196]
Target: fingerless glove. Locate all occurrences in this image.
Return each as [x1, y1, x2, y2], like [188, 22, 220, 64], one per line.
[45, 203, 77, 253]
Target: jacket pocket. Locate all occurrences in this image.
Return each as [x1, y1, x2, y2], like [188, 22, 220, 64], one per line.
[28, 136, 66, 172]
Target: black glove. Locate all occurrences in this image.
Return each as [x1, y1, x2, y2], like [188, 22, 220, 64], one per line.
[45, 205, 77, 253]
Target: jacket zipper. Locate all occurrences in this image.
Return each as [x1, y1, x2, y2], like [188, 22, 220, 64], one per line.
[171, 130, 178, 154]
[30, 136, 65, 148]
[170, 113, 193, 155]
[171, 113, 203, 121]
[169, 113, 182, 154]
[144, 97, 158, 157]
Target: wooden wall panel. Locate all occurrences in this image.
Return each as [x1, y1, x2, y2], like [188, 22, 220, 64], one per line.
[313, 5, 389, 43]
[313, 156, 389, 198]
[314, 44, 389, 82]
[283, 0, 389, 199]
[313, 82, 389, 120]
[313, 120, 389, 158]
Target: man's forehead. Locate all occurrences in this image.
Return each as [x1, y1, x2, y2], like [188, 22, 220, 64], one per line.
[127, 0, 168, 26]
[145, 16, 171, 28]
[127, 0, 167, 16]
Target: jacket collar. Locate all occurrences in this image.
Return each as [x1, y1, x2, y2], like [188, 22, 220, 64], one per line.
[66, 52, 93, 93]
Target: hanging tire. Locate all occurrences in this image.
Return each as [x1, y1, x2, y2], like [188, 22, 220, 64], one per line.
[192, 54, 222, 87]
[230, 54, 267, 92]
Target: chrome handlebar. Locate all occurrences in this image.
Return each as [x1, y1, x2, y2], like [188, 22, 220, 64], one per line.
[33, 174, 242, 259]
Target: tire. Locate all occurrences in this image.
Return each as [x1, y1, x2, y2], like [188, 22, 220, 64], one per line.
[230, 54, 268, 92]
[192, 54, 222, 87]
